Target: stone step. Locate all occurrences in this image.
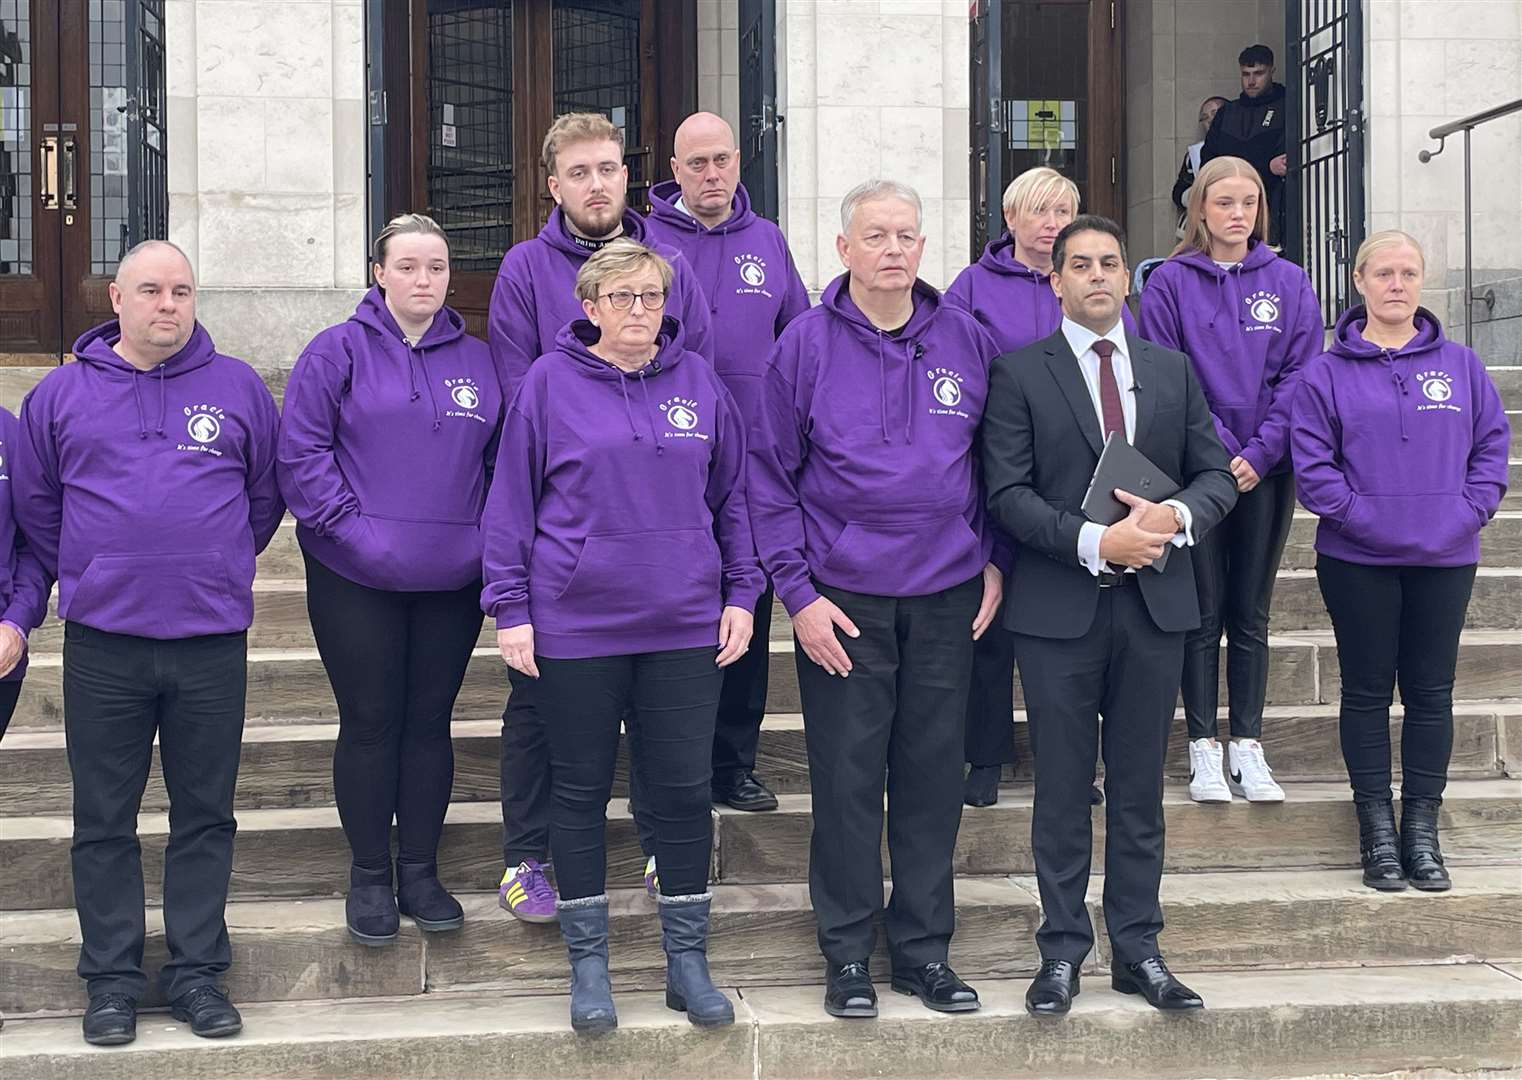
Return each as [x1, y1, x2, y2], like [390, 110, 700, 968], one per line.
[1280, 509, 1522, 569]
[1491, 365, 1522, 402]
[1, 778, 1516, 911]
[6, 702, 1517, 816]
[3, 867, 1518, 1016]
[11, 630, 1522, 732]
[1511, 411, 1521, 456]
[3, 963, 1519, 1080]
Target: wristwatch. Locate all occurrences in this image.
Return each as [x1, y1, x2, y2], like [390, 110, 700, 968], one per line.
[1171, 504, 1186, 534]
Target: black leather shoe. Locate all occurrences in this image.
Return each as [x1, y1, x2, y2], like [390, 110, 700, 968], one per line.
[823, 961, 877, 1018]
[82, 993, 137, 1046]
[713, 771, 779, 812]
[1356, 799, 1408, 891]
[891, 961, 980, 1013]
[1400, 796, 1452, 892]
[963, 765, 1001, 807]
[169, 985, 243, 1038]
[1024, 958, 1081, 1017]
[1110, 956, 1203, 1011]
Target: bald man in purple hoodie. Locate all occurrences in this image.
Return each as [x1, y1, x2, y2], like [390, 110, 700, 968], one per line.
[645, 111, 811, 815]
[13, 241, 282, 1046]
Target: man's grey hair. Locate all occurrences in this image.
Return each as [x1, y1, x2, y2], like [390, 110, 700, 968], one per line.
[839, 179, 923, 233]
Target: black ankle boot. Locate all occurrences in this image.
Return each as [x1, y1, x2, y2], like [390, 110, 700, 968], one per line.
[347, 864, 400, 945]
[1354, 799, 1406, 891]
[1400, 796, 1451, 891]
[397, 860, 465, 931]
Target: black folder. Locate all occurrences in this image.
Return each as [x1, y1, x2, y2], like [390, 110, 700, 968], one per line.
[1080, 432, 1181, 572]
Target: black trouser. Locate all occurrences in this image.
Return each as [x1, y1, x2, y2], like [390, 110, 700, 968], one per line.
[63, 623, 247, 1001]
[0, 677, 22, 739]
[797, 576, 979, 969]
[499, 669, 551, 866]
[963, 626, 1016, 766]
[712, 585, 774, 784]
[536, 646, 721, 900]
[1316, 555, 1476, 804]
[1182, 469, 1296, 740]
[303, 550, 483, 873]
[1013, 581, 1182, 966]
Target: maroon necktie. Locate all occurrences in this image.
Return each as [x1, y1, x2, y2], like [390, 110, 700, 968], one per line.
[1092, 338, 1125, 441]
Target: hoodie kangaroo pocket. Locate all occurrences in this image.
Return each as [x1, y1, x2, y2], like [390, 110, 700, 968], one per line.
[554, 528, 722, 631]
[822, 513, 980, 587]
[1342, 493, 1479, 562]
[68, 552, 234, 630]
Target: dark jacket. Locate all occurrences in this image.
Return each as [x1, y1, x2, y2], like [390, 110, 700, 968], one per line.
[1202, 83, 1287, 189]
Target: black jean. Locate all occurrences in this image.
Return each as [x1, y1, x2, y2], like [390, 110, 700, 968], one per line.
[303, 550, 483, 872]
[712, 585, 774, 782]
[0, 677, 22, 739]
[63, 623, 247, 1001]
[1316, 555, 1476, 803]
[499, 668, 551, 866]
[536, 646, 722, 900]
[797, 576, 979, 968]
[1182, 469, 1296, 739]
[963, 626, 1016, 766]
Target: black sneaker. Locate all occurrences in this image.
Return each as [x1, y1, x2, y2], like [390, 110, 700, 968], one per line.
[169, 985, 243, 1038]
[712, 770, 779, 812]
[82, 992, 137, 1046]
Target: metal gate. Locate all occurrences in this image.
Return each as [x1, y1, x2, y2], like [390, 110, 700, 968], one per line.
[969, 0, 1002, 259]
[125, 0, 169, 249]
[1286, 0, 1365, 327]
[739, 0, 779, 222]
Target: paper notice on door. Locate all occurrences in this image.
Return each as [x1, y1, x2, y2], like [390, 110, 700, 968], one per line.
[442, 125, 457, 147]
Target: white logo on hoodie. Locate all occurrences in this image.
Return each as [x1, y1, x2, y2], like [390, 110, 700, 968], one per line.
[179, 404, 227, 457]
[659, 396, 708, 440]
[1416, 369, 1462, 413]
[1244, 290, 1282, 330]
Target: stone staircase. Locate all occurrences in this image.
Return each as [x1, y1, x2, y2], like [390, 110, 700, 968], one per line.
[1, 362, 1520, 1078]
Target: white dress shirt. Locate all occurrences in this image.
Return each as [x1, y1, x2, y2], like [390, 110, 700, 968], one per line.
[1060, 316, 1195, 575]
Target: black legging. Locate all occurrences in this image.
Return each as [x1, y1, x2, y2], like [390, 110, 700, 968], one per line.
[1316, 554, 1476, 804]
[303, 548, 484, 872]
[0, 678, 22, 739]
[535, 646, 722, 901]
[1182, 470, 1296, 739]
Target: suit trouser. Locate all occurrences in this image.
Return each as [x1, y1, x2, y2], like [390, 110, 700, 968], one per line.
[797, 576, 979, 968]
[1182, 470, 1296, 739]
[1012, 581, 1183, 965]
[963, 626, 1016, 766]
[63, 623, 247, 1000]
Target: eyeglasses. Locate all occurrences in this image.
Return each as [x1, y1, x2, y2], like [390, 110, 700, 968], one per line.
[599, 289, 667, 311]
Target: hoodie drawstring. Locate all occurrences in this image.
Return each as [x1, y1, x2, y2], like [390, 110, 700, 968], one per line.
[1381, 349, 1410, 441]
[155, 365, 166, 437]
[902, 339, 915, 444]
[130, 367, 167, 439]
[617, 374, 642, 444]
[637, 370, 663, 456]
[404, 344, 441, 430]
[131, 372, 148, 439]
[876, 334, 890, 444]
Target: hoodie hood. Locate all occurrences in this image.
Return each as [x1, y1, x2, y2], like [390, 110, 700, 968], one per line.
[1170, 239, 1281, 329]
[349, 287, 469, 430]
[538, 205, 649, 260]
[975, 232, 1051, 285]
[553, 315, 689, 454]
[648, 180, 758, 237]
[821, 273, 944, 445]
[1240, 81, 1286, 107]
[1328, 305, 1444, 361]
[73, 320, 218, 440]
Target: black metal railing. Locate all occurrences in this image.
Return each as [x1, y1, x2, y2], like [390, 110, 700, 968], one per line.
[1418, 98, 1522, 346]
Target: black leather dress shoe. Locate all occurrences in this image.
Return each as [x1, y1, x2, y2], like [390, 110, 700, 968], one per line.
[1110, 956, 1203, 1011]
[170, 985, 244, 1038]
[82, 993, 137, 1046]
[963, 765, 1001, 807]
[713, 771, 779, 812]
[891, 961, 980, 1012]
[1024, 958, 1081, 1017]
[824, 961, 877, 1018]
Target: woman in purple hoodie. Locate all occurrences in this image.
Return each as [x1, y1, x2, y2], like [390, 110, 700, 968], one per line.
[1292, 230, 1509, 892]
[278, 214, 503, 946]
[0, 406, 51, 737]
[1140, 156, 1323, 806]
[482, 239, 763, 1036]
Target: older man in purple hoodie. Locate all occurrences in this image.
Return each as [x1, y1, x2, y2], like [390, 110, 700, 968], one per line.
[644, 111, 811, 815]
[749, 179, 1008, 1020]
[13, 241, 283, 1046]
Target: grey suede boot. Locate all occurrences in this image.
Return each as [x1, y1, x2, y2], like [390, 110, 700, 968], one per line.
[556, 895, 617, 1035]
[659, 893, 734, 1028]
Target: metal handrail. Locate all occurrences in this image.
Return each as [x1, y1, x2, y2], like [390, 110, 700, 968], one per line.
[1418, 97, 1522, 346]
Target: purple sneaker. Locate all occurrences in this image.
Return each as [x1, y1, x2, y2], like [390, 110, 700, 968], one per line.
[499, 859, 557, 924]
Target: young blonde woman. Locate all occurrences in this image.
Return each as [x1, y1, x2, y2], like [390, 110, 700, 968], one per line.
[1139, 156, 1323, 804]
[1292, 231, 1508, 891]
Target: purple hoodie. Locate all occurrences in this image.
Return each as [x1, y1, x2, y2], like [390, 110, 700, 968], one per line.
[1140, 240, 1322, 477]
[748, 275, 1010, 616]
[278, 288, 503, 592]
[1292, 307, 1509, 567]
[13, 322, 284, 639]
[944, 232, 1136, 354]
[480, 318, 763, 659]
[643, 181, 811, 418]
[0, 407, 52, 681]
[487, 207, 715, 398]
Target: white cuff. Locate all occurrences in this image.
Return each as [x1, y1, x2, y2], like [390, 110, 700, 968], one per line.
[1162, 499, 1195, 548]
[1077, 521, 1107, 576]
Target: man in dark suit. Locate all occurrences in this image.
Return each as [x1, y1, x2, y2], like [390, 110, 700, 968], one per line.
[981, 215, 1237, 1017]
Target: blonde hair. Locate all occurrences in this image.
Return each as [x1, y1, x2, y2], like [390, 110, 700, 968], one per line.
[542, 112, 625, 176]
[1354, 230, 1425, 275]
[1173, 156, 1269, 256]
[372, 213, 448, 267]
[574, 238, 674, 304]
[1001, 166, 1080, 220]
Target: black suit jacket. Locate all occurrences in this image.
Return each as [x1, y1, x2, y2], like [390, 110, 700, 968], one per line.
[981, 329, 1237, 639]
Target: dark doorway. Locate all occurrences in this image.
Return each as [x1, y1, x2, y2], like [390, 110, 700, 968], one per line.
[738, 0, 778, 222]
[0, 0, 166, 362]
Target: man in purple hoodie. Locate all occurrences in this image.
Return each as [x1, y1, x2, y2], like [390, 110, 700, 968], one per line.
[644, 111, 811, 815]
[13, 241, 283, 1047]
[749, 179, 1008, 1020]
[0, 405, 52, 738]
[488, 112, 719, 921]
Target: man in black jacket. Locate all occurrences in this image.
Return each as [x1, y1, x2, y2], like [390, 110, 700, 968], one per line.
[981, 216, 1237, 1018]
[1202, 44, 1288, 244]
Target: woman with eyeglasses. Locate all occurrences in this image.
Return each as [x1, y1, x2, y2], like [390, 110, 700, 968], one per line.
[481, 238, 763, 1035]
